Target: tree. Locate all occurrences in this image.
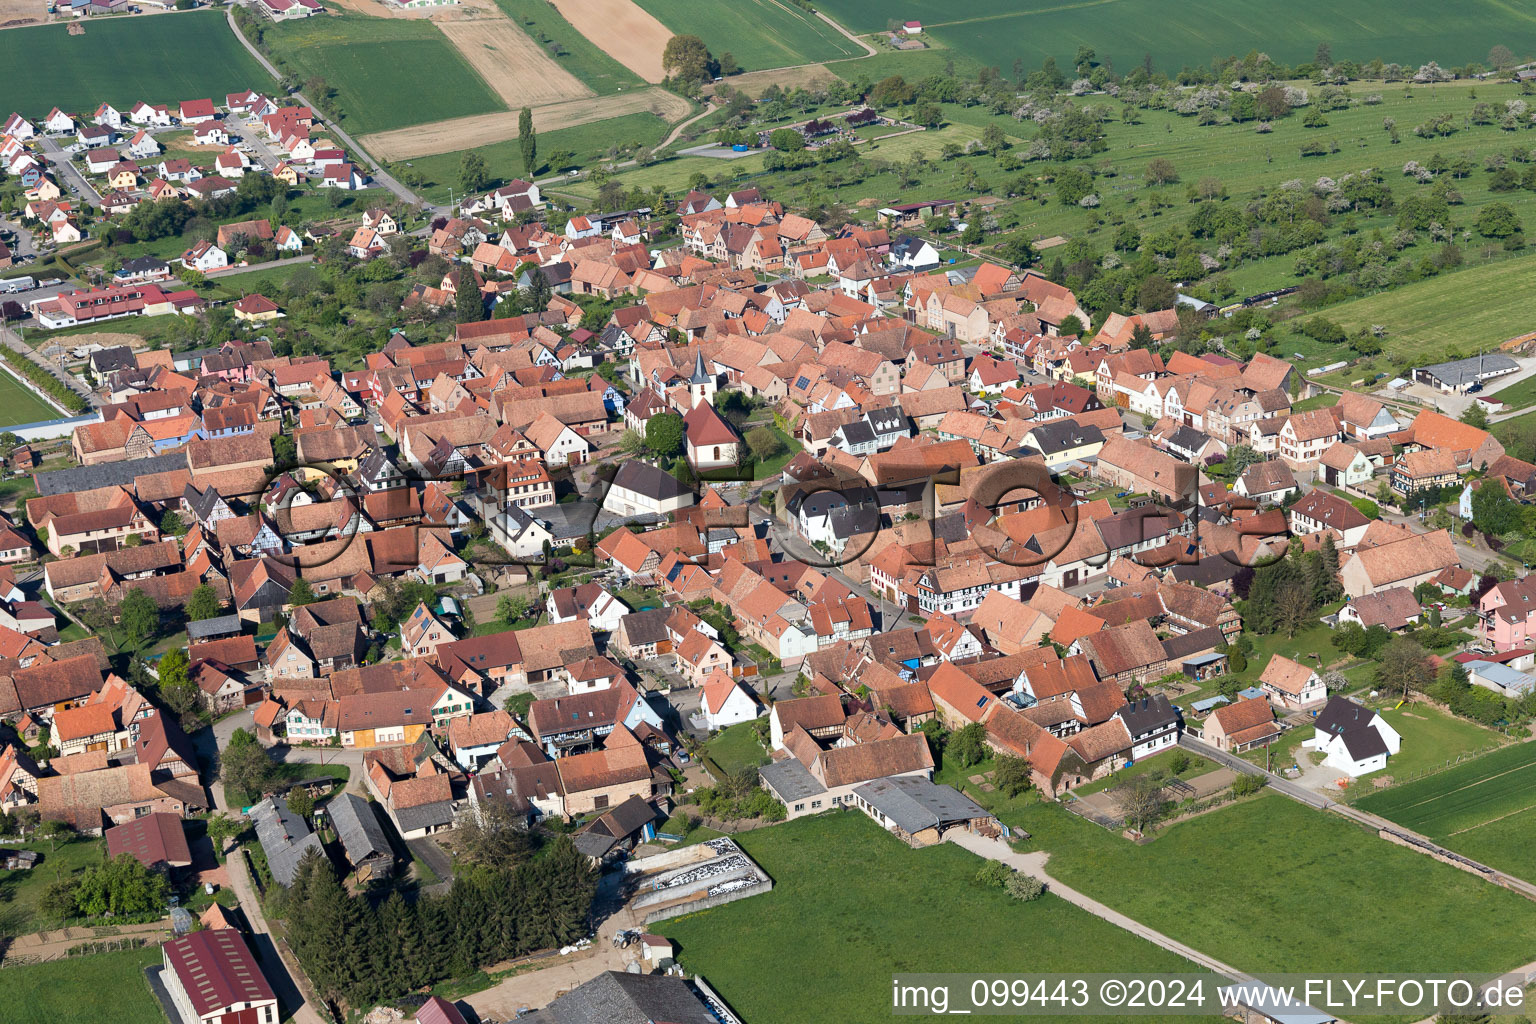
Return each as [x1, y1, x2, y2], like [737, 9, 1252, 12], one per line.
[1225, 444, 1261, 477]
[73, 853, 168, 918]
[645, 412, 685, 459]
[948, 722, 987, 769]
[745, 426, 783, 463]
[458, 151, 489, 194]
[1005, 873, 1046, 901]
[157, 648, 201, 718]
[1477, 201, 1522, 238]
[456, 266, 484, 324]
[1314, 41, 1333, 68]
[1145, 157, 1178, 185]
[221, 728, 275, 803]
[1472, 481, 1522, 536]
[206, 813, 243, 853]
[1057, 314, 1085, 337]
[1137, 274, 1176, 311]
[288, 578, 317, 607]
[662, 34, 713, 84]
[1376, 635, 1435, 699]
[993, 755, 1032, 797]
[457, 798, 533, 871]
[186, 583, 222, 622]
[159, 511, 186, 537]
[271, 434, 297, 470]
[718, 50, 741, 76]
[1114, 773, 1167, 832]
[286, 784, 314, 822]
[119, 588, 159, 649]
[518, 106, 537, 177]
[1462, 403, 1490, 430]
[1490, 45, 1516, 70]
[768, 128, 806, 152]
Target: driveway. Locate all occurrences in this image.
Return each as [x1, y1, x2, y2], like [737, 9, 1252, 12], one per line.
[406, 836, 454, 894]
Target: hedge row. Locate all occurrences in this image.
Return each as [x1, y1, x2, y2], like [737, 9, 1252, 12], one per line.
[0, 348, 87, 414]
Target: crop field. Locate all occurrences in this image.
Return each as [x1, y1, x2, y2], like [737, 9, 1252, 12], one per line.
[545, 0, 671, 84]
[1355, 742, 1536, 880]
[436, 15, 591, 108]
[815, 0, 1536, 73]
[493, 0, 646, 95]
[636, 0, 863, 72]
[263, 15, 505, 135]
[0, 12, 271, 116]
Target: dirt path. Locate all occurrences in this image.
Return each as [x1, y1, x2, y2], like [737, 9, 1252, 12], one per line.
[2, 921, 173, 965]
[945, 832, 1244, 977]
[545, 0, 669, 84]
[360, 87, 691, 161]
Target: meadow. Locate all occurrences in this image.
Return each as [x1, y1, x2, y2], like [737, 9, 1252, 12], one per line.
[389, 111, 672, 197]
[636, 0, 863, 72]
[262, 15, 505, 135]
[814, 0, 1536, 73]
[4, 947, 165, 1024]
[0, 12, 271, 116]
[656, 812, 1222, 1023]
[494, 0, 645, 95]
[1355, 742, 1536, 879]
[1037, 792, 1536, 974]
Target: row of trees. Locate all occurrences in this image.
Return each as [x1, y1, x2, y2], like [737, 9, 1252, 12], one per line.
[276, 836, 596, 1010]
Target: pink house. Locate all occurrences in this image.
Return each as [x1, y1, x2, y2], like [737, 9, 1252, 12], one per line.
[1480, 577, 1536, 651]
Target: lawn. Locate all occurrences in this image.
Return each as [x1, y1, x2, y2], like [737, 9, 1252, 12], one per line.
[700, 720, 769, 777]
[1359, 704, 1507, 784]
[0, 12, 271, 116]
[226, 761, 350, 811]
[3, 946, 165, 1024]
[637, 0, 863, 72]
[1039, 792, 1536, 974]
[0, 835, 107, 938]
[262, 15, 505, 135]
[0, 368, 72, 428]
[1355, 741, 1536, 880]
[493, 0, 645, 95]
[815, 0, 1526, 71]
[656, 812, 1220, 1024]
[389, 111, 672, 199]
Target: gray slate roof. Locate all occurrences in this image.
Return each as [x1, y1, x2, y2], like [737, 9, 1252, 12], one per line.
[538, 971, 718, 1024]
[33, 452, 187, 496]
[249, 795, 324, 887]
[759, 757, 826, 802]
[186, 614, 244, 642]
[327, 792, 391, 868]
[851, 775, 990, 834]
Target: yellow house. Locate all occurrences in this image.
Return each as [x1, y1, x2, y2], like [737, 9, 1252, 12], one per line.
[272, 162, 299, 185]
[25, 176, 61, 202]
[108, 166, 139, 190]
[338, 683, 475, 749]
[232, 293, 284, 323]
[1023, 421, 1106, 468]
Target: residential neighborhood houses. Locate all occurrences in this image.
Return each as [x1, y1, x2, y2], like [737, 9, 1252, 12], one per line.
[0, 116, 1528, 1024]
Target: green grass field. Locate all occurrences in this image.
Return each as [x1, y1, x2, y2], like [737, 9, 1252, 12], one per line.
[1037, 792, 1536, 974]
[815, 0, 1533, 72]
[4, 947, 165, 1024]
[493, 0, 645, 95]
[700, 720, 769, 776]
[0, 12, 271, 116]
[0, 836, 107, 938]
[637, 0, 862, 72]
[657, 813, 1220, 1023]
[1314, 256, 1536, 365]
[390, 111, 671, 198]
[0, 367, 74, 428]
[1362, 705, 1507, 782]
[262, 15, 504, 135]
[1356, 741, 1536, 878]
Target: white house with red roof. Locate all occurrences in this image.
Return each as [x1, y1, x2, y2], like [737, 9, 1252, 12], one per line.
[257, 0, 323, 17]
[682, 401, 740, 472]
[902, 19, 922, 33]
[3, 113, 34, 139]
[92, 102, 122, 128]
[565, 215, 601, 240]
[43, 108, 74, 134]
[321, 163, 366, 191]
[180, 239, 228, 273]
[162, 929, 277, 1024]
[128, 102, 174, 127]
[178, 98, 216, 124]
[700, 670, 759, 730]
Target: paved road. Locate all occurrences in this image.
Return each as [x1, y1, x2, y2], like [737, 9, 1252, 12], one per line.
[37, 135, 103, 209]
[224, 6, 438, 214]
[0, 322, 100, 410]
[207, 253, 314, 279]
[945, 830, 1246, 978]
